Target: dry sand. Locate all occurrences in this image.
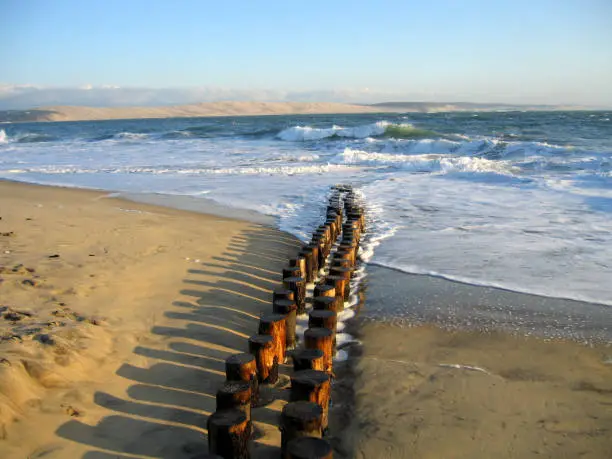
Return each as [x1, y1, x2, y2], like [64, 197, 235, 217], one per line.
[24, 101, 381, 122]
[0, 180, 334, 458]
[347, 322, 612, 459]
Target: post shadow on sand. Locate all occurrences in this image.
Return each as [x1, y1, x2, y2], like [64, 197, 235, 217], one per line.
[56, 224, 300, 458]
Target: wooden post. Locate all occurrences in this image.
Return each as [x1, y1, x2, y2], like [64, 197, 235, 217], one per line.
[289, 257, 307, 280]
[290, 370, 331, 432]
[273, 299, 298, 350]
[333, 249, 354, 268]
[304, 328, 333, 374]
[273, 288, 295, 303]
[325, 218, 337, 241]
[340, 232, 359, 245]
[216, 381, 252, 423]
[328, 267, 352, 300]
[258, 314, 287, 364]
[287, 437, 333, 459]
[248, 334, 278, 385]
[312, 296, 337, 313]
[330, 258, 352, 271]
[313, 283, 335, 299]
[308, 310, 337, 337]
[207, 409, 251, 459]
[306, 244, 320, 276]
[283, 266, 302, 280]
[299, 248, 315, 283]
[292, 348, 325, 372]
[225, 353, 258, 406]
[308, 310, 338, 354]
[315, 239, 327, 268]
[337, 242, 357, 258]
[280, 401, 323, 457]
[324, 275, 346, 310]
[283, 276, 306, 315]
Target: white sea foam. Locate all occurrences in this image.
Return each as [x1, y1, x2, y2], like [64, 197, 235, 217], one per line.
[339, 148, 512, 174]
[1, 114, 611, 312]
[277, 122, 389, 141]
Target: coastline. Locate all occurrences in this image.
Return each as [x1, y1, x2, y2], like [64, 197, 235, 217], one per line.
[1, 180, 611, 458]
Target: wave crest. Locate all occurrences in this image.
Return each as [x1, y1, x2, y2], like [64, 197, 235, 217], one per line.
[338, 148, 518, 176]
[276, 121, 436, 141]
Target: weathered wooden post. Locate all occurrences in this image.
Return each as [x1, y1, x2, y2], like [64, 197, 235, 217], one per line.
[341, 231, 359, 246]
[325, 217, 338, 241]
[306, 244, 320, 277]
[311, 237, 327, 269]
[225, 353, 258, 406]
[207, 409, 251, 459]
[313, 283, 335, 299]
[216, 381, 252, 424]
[283, 266, 303, 280]
[304, 327, 333, 373]
[280, 401, 324, 458]
[338, 241, 357, 259]
[283, 276, 306, 314]
[308, 310, 337, 352]
[329, 258, 353, 272]
[273, 299, 298, 350]
[312, 296, 338, 313]
[333, 248, 354, 268]
[273, 288, 295, 303]
[324, 276, 346, 311]
[328, 267, 352, 300]
[290, 370, 331, 432]
[289, 257, 307, 280]
[299, 248, 316, 283]
[258, 314, 287, 364]
[292, 348, 325, 372]
[287, 437, 333, 459]
[248, 334, 278, 384]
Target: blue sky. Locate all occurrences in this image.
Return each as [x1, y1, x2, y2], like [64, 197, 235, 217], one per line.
[1, 0, 611, 107]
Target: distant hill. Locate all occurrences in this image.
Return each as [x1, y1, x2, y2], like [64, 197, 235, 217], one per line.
[0, 100, 594, 123]
[368, 101, 585, 112]
[0, 102, 379, 123]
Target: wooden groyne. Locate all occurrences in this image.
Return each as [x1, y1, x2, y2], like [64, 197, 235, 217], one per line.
[208, 184, 366, 458]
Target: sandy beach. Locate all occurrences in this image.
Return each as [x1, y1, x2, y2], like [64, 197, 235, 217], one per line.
[1, 180, 611, 459]
[0, 180, 313, 458]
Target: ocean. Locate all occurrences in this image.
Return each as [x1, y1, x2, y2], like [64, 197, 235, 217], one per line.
[1, 111, 611, 339]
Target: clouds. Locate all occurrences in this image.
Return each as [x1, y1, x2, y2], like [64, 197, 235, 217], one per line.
[1, 84, 604, 110]
[0, 84, 426, 110]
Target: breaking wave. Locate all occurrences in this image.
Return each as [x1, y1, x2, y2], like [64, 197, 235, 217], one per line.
[276, 121, 437, 141]
[0, 130, 59, 143]
[337, 148, 518, 176]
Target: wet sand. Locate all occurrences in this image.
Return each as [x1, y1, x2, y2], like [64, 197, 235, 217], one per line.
[345, 266, 612, 459]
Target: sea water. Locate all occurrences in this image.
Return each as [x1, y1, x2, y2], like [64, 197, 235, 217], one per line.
[1, 112, 611, 324]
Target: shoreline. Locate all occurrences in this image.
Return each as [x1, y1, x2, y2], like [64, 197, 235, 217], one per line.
[3, 178, 610, 344]
[364, 264, 612, 344]
[1, 180, 611, 458]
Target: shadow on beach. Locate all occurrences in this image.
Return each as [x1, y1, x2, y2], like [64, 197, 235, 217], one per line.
[56, 225, 301, 458]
